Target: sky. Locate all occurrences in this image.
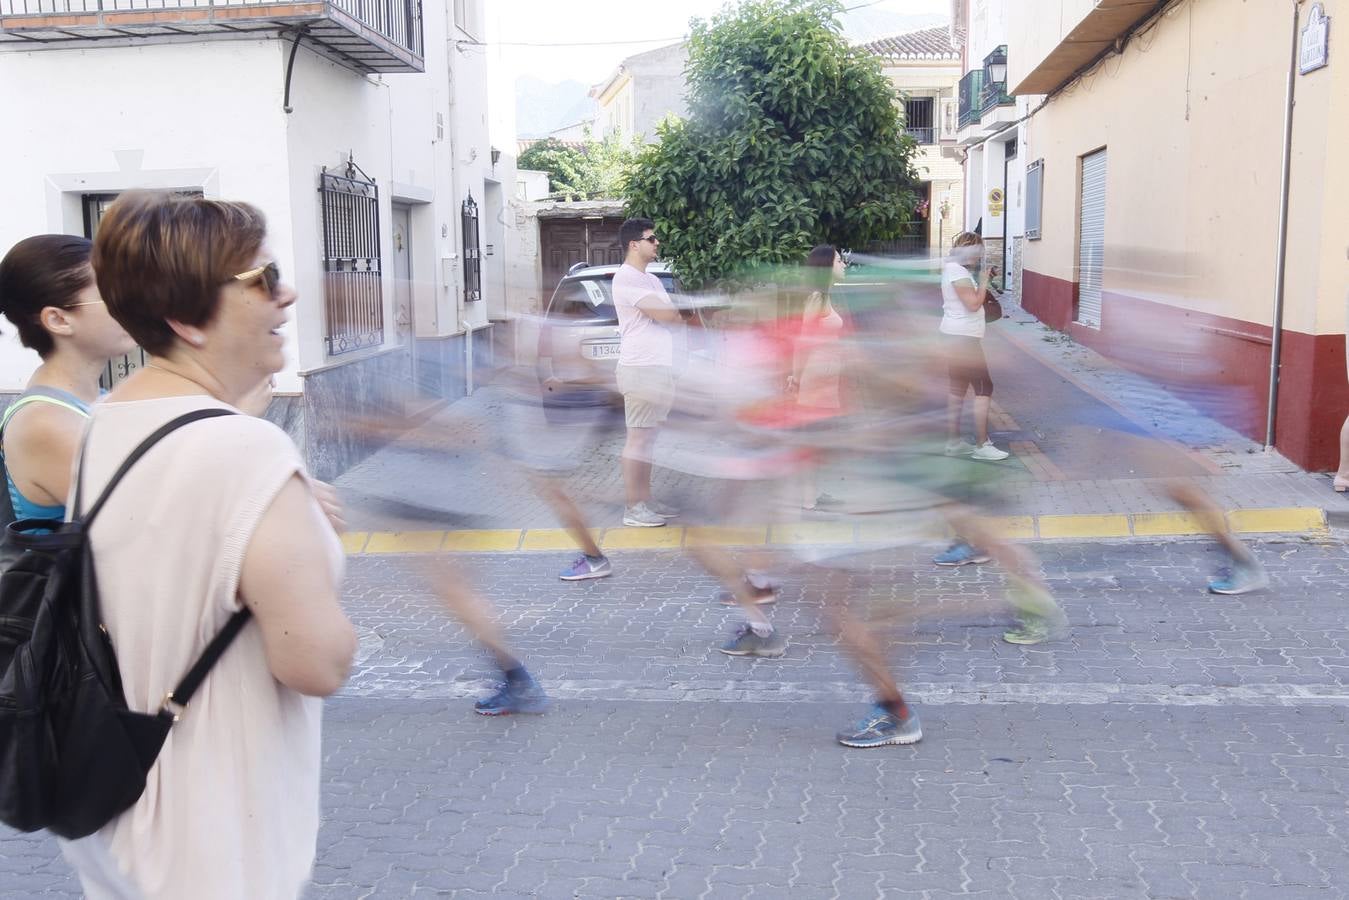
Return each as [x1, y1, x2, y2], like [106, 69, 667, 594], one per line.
[494, 0, 952, 87]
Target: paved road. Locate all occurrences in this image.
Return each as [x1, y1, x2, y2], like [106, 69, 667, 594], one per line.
[4, 537, 1348, 898]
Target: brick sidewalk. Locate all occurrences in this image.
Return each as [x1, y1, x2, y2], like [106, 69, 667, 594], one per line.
[5, 539, 1348, 898]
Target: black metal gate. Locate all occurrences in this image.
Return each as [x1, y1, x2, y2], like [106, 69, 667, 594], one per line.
[320, 159, 384, 356]
[461, 193, 481, 303]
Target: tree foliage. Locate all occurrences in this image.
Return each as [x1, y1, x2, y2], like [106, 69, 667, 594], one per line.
[517, 132, 639, 201]
[623, 0, 920, 288]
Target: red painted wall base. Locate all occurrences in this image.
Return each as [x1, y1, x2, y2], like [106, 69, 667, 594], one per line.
[1020, 269, 1348, 472]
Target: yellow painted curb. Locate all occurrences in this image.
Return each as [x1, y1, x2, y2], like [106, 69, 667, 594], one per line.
[1038, 514, 1131, 539]
[601, 526, 685, 549]
[1131, 512, 1207, 536]
[365, 531, 448, 554]
[346, 507, 1328, 554]
[340, 531, 370, 554]
[768, 522, 856, 545]
[985, 516, 1036, 540]
[520, 528, 599, 551]
[441, 530, 523, 552]
[685, 525, 769, 547]
[1227, 507, 1326, 534]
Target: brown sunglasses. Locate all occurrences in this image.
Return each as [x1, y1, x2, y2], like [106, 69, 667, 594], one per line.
[231, 261, 281, 296]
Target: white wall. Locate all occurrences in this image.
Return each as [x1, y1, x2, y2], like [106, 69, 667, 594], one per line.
[281, 48, 398, 376]
[0, 40, 300, 390]
[967, 0, 1009, 70]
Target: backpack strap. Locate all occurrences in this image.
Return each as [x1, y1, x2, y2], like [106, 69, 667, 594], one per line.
[159, 606, 253, 721]
[75, 408, 236, 527]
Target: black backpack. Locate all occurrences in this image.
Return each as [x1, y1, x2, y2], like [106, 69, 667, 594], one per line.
[0, 408, 251, 839]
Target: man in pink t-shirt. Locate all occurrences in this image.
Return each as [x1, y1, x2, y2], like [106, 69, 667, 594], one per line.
[611, 217, 682, 527]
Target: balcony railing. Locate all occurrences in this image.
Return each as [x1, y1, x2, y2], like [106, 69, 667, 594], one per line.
[0, 0, 424, 73]
[957, 69, 984, 130]
[904, 126, 936, 145]
[979, 78, 1012, 114]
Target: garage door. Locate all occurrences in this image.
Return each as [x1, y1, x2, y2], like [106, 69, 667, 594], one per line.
[1076, 149, 1107, 328]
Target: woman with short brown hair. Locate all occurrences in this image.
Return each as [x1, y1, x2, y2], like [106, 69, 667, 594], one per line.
[58, 192, 356, 899]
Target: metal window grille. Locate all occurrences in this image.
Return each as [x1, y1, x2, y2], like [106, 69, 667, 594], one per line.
[903, 97, 935, 145]
[320, 159, 384, 356]
[83, 189, 202, 390]
[462, 193, 481, 302]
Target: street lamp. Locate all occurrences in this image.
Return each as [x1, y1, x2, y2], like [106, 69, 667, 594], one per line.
[984, 45, 1008, 84]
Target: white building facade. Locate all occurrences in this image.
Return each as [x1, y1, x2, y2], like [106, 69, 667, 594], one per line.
[0, 0, 523, 479]
[952, 0, 1043, 295]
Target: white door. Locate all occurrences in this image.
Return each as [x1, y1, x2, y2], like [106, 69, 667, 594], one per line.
[1076, 149, 1107, 328]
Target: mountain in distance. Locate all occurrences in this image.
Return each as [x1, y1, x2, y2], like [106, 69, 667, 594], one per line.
[517, 77, 597, 139]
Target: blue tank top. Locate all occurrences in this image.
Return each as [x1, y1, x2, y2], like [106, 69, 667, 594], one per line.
[0, 387, 91, 522]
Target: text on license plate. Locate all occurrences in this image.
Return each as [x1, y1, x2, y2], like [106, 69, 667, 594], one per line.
[583, 341, 620, 360]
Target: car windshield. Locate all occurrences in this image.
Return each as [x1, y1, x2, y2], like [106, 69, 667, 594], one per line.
[550, 278, 615, 322]
[548, 270, 681, 323]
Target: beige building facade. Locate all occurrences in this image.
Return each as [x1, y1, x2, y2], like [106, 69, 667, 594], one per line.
[1006, 0, 1347, 471]
[590, 42, 689, 144]
[863, 25, 967, 256]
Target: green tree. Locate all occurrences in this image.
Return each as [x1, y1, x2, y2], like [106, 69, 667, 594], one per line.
[623, 0, 920, 288]
[517, 132, 639, 201]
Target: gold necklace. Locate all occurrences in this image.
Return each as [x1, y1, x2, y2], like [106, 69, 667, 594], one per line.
[142, 362, 214, 395]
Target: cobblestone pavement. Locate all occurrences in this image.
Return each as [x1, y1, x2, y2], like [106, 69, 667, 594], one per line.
[4, 538, 1349, 898]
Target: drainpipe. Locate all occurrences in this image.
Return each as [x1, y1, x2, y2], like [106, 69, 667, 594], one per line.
[462, 319, 474, 395]
[1265, 0, 1300, 448]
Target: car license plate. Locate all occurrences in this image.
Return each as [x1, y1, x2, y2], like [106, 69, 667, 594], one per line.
[583, 341, 620, 360]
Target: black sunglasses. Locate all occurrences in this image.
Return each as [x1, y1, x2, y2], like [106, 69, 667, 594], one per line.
[638, 235, 660, 244]
[231, 261, 281, 296]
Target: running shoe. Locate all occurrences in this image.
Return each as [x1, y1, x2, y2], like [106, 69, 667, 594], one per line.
[970, 441, 1010, 461]
[474, 672, 550, 716]
[836, 704, 922, 748]
[718, 624, 787, 657]
[933, 541, 991, 567]
[1208, 560, 1269, 595]
[1002, 612, 1067, 645]
[559, 555, 613, 581]
[646, 499, 681, 518]
[623, 502, 666, 527]
[944, 440, 976, 457]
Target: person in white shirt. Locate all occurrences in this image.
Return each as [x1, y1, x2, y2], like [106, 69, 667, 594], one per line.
[939, 231, 1008, 462]
[611, 217, 683, 527]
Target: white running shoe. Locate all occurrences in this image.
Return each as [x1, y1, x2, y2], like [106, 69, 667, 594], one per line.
[970, 441, 1010, 461]
[623, 502, 666, 527]
[944, 440, 976, 457]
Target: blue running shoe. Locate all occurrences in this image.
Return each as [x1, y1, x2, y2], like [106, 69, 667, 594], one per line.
[718, 623, 787, 657]
[836, 704, 922, 748]
[1208, 560, 1269, 595]
[474, 672, 549, 716]
[559, 555, 613, 581]
[933, 541, 991, 566]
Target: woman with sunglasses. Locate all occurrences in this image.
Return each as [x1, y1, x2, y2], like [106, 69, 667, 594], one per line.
[0, 234, 137, 523]
[57, 192, 356, 899]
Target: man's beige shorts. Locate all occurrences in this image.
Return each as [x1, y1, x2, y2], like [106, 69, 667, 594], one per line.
[616, 364, 675, 428]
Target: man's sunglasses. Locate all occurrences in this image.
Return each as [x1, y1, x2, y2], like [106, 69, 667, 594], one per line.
[231, 261, 281, 296]
[637, 235, 660, 244]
